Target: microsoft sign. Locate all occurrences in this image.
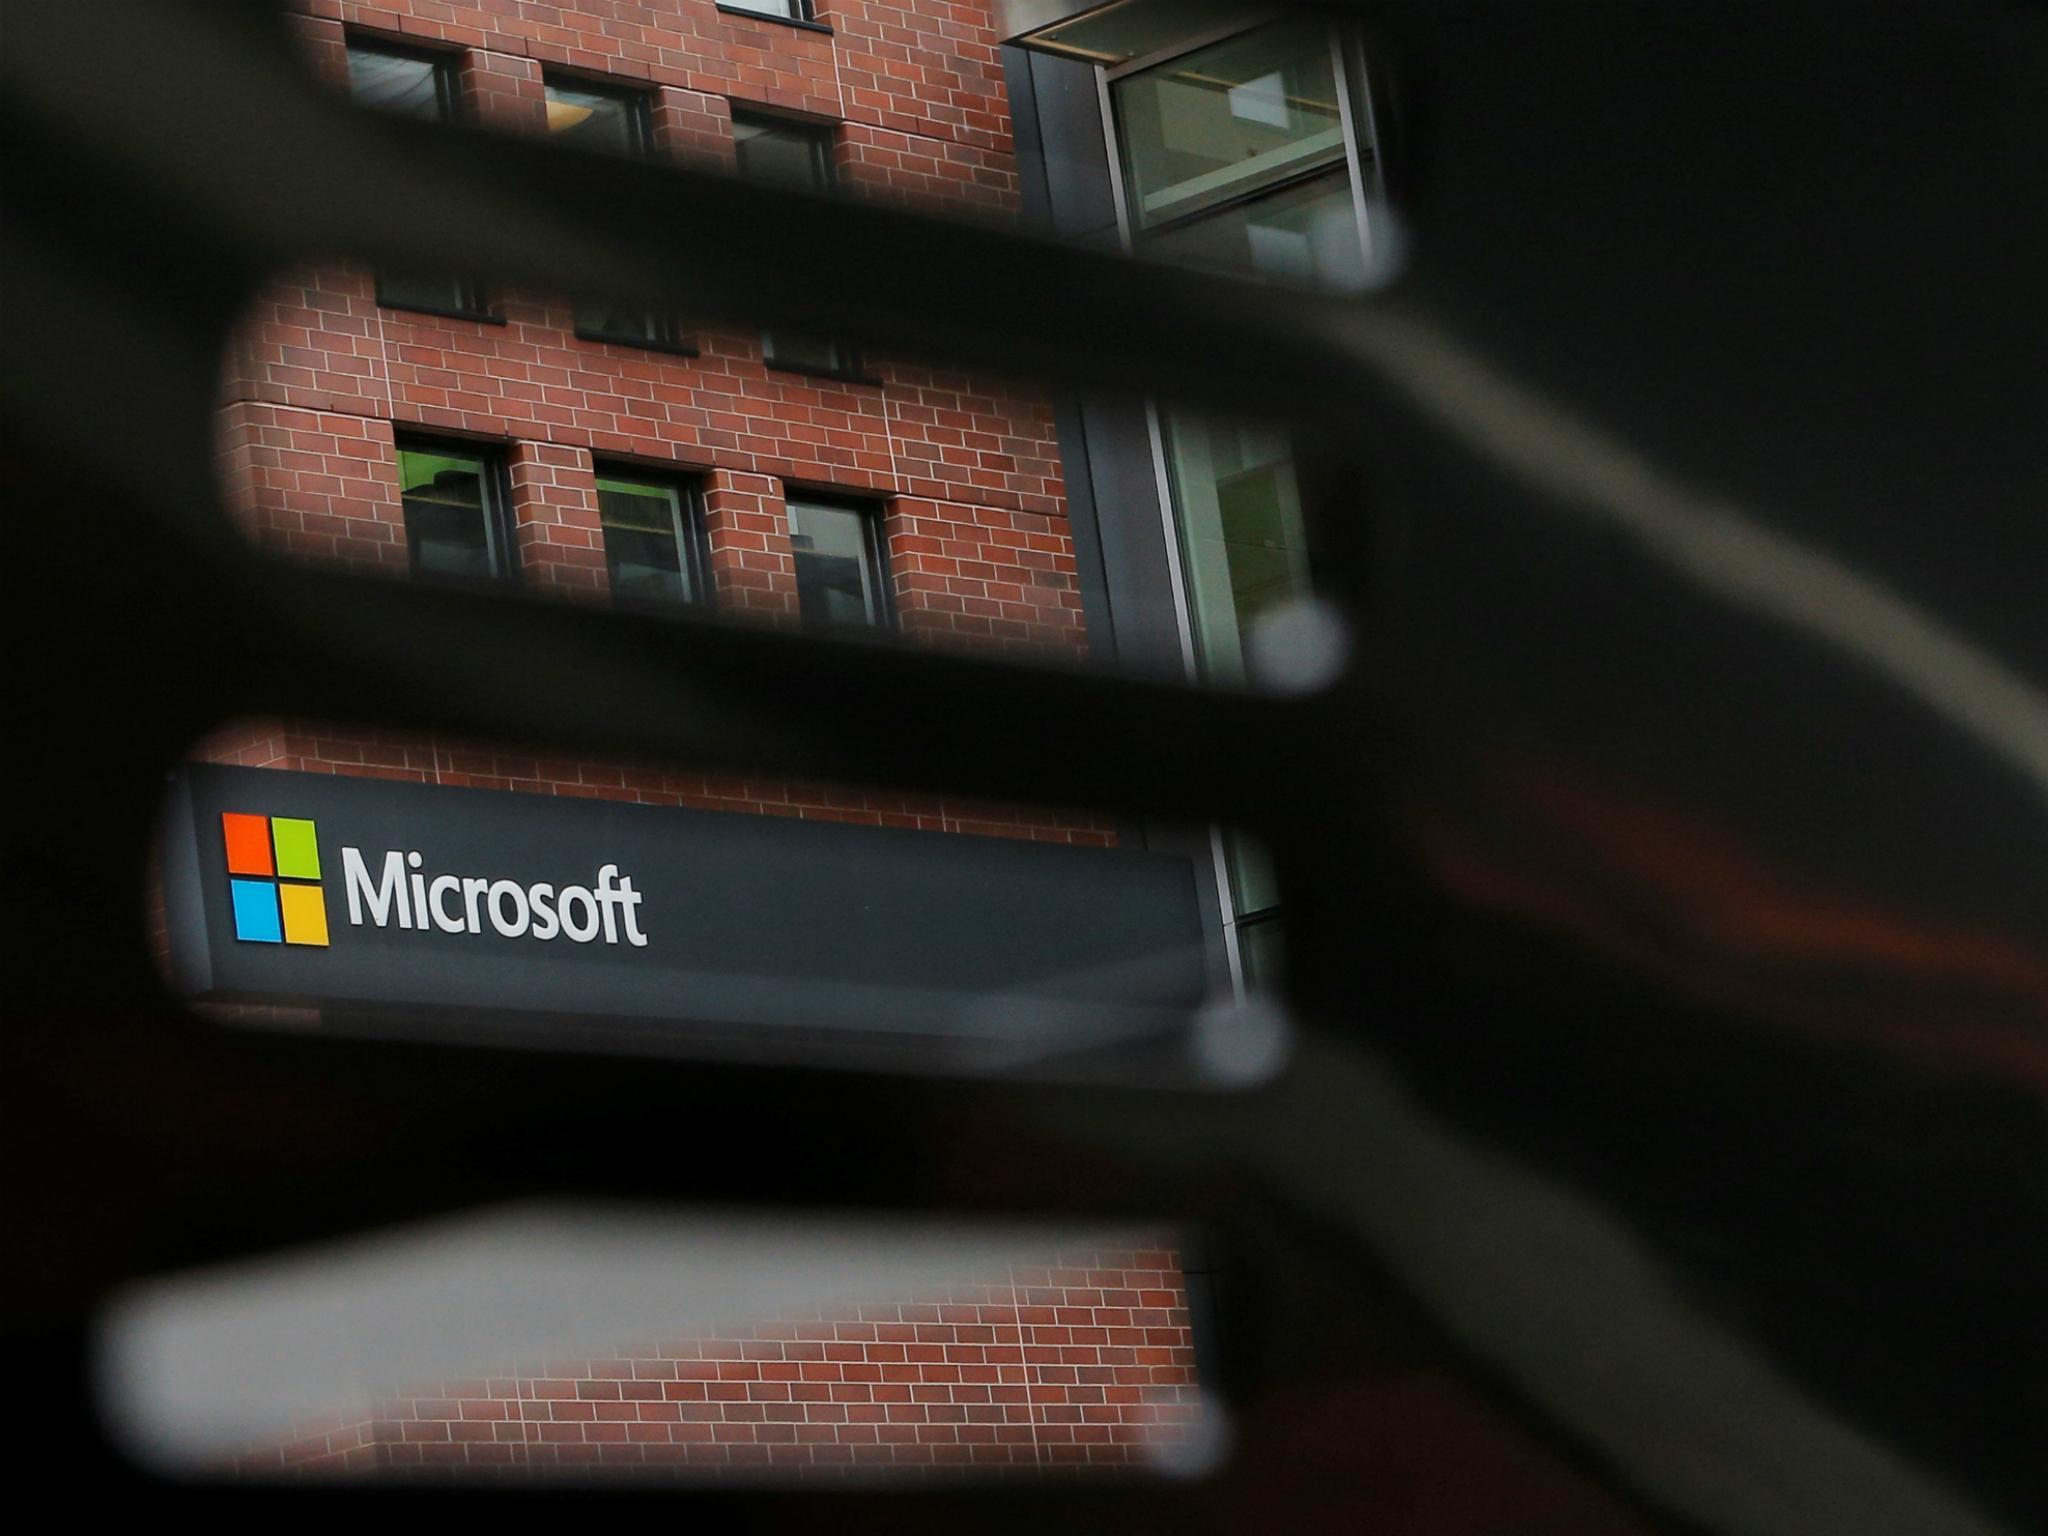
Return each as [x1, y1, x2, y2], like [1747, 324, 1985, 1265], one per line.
[160, 764, 1211, 1066]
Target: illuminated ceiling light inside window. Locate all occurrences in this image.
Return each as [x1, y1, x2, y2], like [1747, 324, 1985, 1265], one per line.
[1001, 0, 1266, 66]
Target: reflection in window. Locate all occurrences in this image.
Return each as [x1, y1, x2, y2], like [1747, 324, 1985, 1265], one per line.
[395, 441, 507, 582]
[1141, 167, 1363, 287]
[787, 498, 887, 628]
[543, 75, 649, 155]
[1113, 21, 1345, 232]
[344, 43, 453, 119]
[345, 40, 480, 316]
[543, 75, 684, 348]
[720, 0, 809, 18]
[732, 114, 856, 376]
[596, 472, 703, 606]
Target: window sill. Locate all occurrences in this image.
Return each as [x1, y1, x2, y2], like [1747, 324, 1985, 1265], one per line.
[765, 357, 883, 388]
[377, 299, 507, 326]
[574, 328, 701, 359]
[714, 4, 834, 35]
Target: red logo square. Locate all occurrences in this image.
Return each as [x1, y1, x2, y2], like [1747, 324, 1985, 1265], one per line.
[221, 812, 274, 877]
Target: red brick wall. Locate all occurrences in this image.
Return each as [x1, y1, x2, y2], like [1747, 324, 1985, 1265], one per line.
[231, 1243, 1201, 1478]
[194, 8, 1185, 1484]
[195, 720, 1115, 844]
[205, 0, 1105, 843]
[210, 0, 1094, 831]
[220, 0, 1070, 634]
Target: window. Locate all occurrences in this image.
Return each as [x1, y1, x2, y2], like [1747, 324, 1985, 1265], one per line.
[1158, 414, 1310, 686]
[594, 470, 707, 606]
[543, 74, 651, 157]
[731, 113, 858, 377]
[718, 0, 814, 22]
[543, 75, 689, 350]
[394, 439, 511, 582]
[1140, 167, 1365, 288]
[1108, 19, 1382, 989]
[345, 40, 486, 317]
[785, 497, 888, 628]
[731, 112, 831, 191]
[1115, 22, 1349, 231]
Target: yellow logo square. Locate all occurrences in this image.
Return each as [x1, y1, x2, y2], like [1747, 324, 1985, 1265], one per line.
[279, 881, 330, 947]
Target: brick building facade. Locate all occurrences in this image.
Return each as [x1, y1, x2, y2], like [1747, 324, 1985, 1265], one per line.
[230, 1244, 1199, 1477]
[203, 0, 1197, 1478]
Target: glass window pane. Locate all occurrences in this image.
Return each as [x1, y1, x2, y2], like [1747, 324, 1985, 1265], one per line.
[732, 115, 828, 192]
[376, 272, 473, 314]
[546, 79, 669, 343]
[720, 0, 800, 16]
[763, 333, 849, 374]
[787, 500, 881, 627]
[1113, 22, 1346, 230]
[397, 445, 498, 581]
[574, 300, 663, 345]
[1139, 167, 1364, 288]
[543, 78, 646, 157]
[1224, 829, 1281, 919]
[597, 475, 693, 605]
[349, 46, 475, 312]
[346, 47, 448, 120]
[1159, 413, 1309, 685]
[734, 118, 851, 371]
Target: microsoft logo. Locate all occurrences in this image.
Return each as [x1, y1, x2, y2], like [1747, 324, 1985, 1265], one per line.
[221, 812, 329, 947]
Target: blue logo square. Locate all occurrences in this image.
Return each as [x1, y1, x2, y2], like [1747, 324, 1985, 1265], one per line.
[231, 878, 282, 943]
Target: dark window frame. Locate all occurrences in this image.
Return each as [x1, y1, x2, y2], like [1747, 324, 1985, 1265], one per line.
[345, 34, 499, 322]
[730, 106, 837, 187]
[591, 463, 714, 610]
[1108, 19, 1367, 250]
[714, 0, 831, 34]
[541, 67, 657, 157]
[730, 110, 870, 383]
[541, 70, 699, 354]
[392, 433, 518, 584]
[783, 491, 894, 632]
[343, 32, 464, 118]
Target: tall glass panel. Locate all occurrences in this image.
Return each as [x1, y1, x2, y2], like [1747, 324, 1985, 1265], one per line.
[1157, 414, 1309, 963]
[1113, 21, 1344, 231]
[1159, 415, 1309, 686]
[597, 475, 694, 605]
[397, 445, 499, 581]
[1113, 18, 1376, 986]
[787, 500, 883, 628]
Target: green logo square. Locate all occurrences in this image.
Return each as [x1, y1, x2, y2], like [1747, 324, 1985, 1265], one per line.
[270, 817, 321, 881]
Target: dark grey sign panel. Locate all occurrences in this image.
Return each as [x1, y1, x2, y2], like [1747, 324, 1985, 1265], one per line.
[162, 765, 1211, 1060]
